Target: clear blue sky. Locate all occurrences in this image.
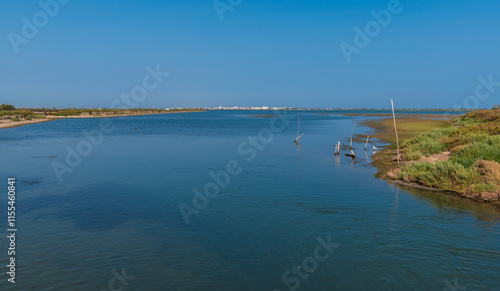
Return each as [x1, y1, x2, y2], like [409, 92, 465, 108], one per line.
[1, 0, 499, 109]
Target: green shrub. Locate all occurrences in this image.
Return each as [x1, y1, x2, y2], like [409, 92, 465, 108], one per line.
[403, 127, 455, 146]
[403, 149, 423, 160]
[450, 143, 500, 168]
[485, 135, 500, 146]
[11, 118, 20, 122]
[463, 109, 500, 122]
[0, 104, 15, 111]
[400, 161, 479, 192]
[402, 127, 454, 156]
[472, 182, 496, 193]
[403, 137, 447, 156]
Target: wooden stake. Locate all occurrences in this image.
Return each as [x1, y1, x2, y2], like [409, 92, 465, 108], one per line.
[297, 114, 301, 136]
[350, 120, 357, 150]
[391, 99, 400, 167]
[294, 114, 304, 144]
[365, 136, 369, 151]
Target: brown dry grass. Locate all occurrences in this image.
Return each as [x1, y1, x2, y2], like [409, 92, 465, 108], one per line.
[476, 160, 500, 189]
[464, 108, 500, 122]
[419, 151, 451, 163]
[450, 145, 467, 154]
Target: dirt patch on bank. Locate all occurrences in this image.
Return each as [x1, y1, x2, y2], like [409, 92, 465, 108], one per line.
[419, 151, 451, 163]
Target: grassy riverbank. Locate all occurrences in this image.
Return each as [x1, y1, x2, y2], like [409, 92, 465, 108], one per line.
[366, 107, 500, 206]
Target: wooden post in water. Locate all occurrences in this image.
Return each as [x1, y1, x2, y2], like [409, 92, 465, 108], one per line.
[294, 114, 304, 146]
[391, 99, 400, 167]
[350, 120, 357, 150]
[365, 136, 370, 151]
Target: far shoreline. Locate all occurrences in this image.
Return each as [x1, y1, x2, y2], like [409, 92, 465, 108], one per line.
[0, 109, 203, 130]
[0, 118, 54, 129]
[0, 108, 472, 130]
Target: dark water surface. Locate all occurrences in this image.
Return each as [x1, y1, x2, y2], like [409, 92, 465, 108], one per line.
[0, 110, 498, 290]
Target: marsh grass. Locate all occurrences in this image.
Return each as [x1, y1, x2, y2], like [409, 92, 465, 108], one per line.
[401, 127, 454, 157]
[397, 108, 500, 201]
[399, 161, 479, 192]
[403, 149, 423, 160]
[450, 143, 500, 168]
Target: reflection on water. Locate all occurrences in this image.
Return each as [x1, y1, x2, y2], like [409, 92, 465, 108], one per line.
[388, 182, 500, 223]
[389, 182, 500, 226]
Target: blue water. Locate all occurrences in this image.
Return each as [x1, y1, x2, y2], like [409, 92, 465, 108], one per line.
[0, 110, 498, 290]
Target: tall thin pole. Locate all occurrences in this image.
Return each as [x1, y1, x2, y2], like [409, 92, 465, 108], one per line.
[350, 120, 357, 150]
[294, 114, 304, 145]
[297, 114, 301, 137]
[391, 99, 400, 167]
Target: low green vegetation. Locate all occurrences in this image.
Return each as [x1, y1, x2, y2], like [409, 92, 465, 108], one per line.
[397, 161, 480, 192]
[0, 110, 40, 118]
[365, 116, 453, 178]
[49, 108, 189, 116]
[397, 106, 500, 203]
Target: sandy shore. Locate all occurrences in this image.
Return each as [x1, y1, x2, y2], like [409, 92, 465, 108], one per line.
[0, 118, 54, 129]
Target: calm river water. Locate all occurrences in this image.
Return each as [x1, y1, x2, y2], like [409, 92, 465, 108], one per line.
[0, 110, 498, 290]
